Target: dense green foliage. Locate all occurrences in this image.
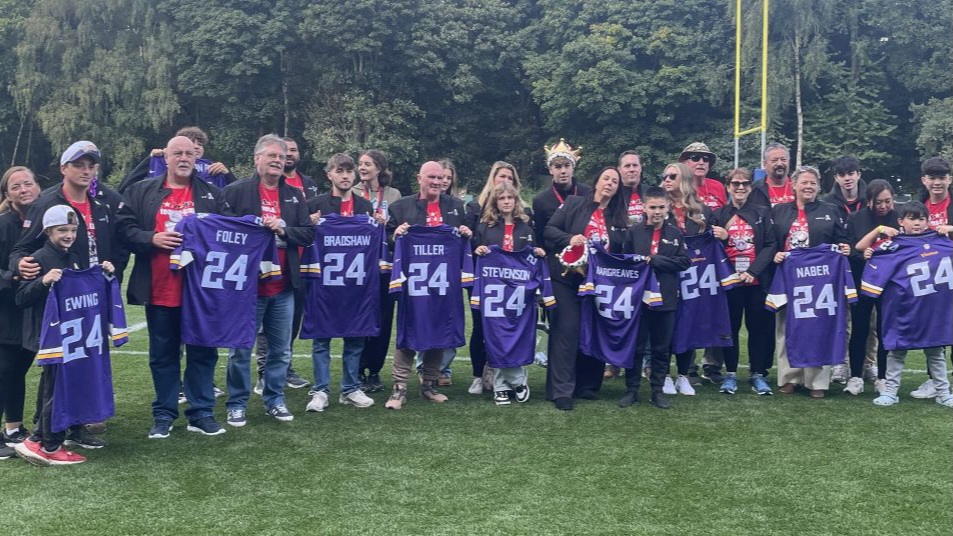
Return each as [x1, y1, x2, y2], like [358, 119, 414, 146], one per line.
[0, 0, 949, 193]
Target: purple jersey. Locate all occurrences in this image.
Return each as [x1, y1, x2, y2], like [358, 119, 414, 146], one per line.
[766, 244, 857, 367]
[861, 232, 953, 350]
[672, 232, 740, 353]
[149, 156, 229, 189]
[578, 243, 661, 369]
[171, 214, 281, 348]
[390, 225, 474, 351]
[36, 266, 128, 432]
[470, 247, 556, 368]
[299, 214, 388, 339]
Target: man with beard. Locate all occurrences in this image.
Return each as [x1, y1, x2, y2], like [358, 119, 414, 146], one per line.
[280, 137, 318, 200]
[751, 142, 794, 208]
[677, 142, 727, 210]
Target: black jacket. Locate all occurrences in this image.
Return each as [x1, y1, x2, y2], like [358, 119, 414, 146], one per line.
[771, 199, 849, 250]
[15, 241, 83, 352]
[667, 204, 712, 236]
[473, 219, 536, 251]
[223, 175, 315, 291]
[386, 193, 468, 244]
[10, 185, 120, 277]
[532, 181, 592, 244]
[115, 173, 229, 305]
[846, 207, 900, 288]
[822, 179, 867, 221]
[307, 193, 374, 217]
[623, 222, 691, 312]
[466, 199, 535, 244]
[290, 172, 319, 201]
[543, 195, 627, 285]
[0, 210, 27, 345]
[711, 201, 778, 286]
[749, 177, 792, 208]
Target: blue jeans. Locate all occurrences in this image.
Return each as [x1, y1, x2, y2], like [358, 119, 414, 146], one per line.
[227, 289, 294, 411]
[145, 305, 218, 423]
[414, 348, 455, 375]
[311, 337, 365, 395]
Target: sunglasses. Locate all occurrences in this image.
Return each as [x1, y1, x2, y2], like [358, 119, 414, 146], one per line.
[687, 154, 711, 163]
[662, 173, 679, 181]
[729, 181, 751, 188]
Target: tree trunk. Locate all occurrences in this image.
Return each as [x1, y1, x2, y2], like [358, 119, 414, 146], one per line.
[10, 113, 26, 166]
[793, 35, 803, 169]
[281, 51, 290, 136]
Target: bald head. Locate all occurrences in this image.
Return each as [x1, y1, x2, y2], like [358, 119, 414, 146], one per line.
[417, 161, 444, 201]
[165, 136, 197, 181]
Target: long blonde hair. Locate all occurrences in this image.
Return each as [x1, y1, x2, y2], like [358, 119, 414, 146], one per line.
[666, 162, 706, 231]
[481, 181, 530, 226]
[477, 161, 522, 208]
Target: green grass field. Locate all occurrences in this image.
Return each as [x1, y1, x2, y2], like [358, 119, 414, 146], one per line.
[4, 280, 952, 535]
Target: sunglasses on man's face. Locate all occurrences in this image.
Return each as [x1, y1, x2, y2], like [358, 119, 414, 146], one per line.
[729, 181, 751, 189]
[688, 154, 711, 163]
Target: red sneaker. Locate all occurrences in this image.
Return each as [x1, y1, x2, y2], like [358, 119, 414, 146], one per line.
[14, 439, 51, 466]
[44, 447, 86, 465]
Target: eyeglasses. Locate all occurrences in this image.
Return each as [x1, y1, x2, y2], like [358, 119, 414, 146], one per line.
[662, 173, 679, 181]
[729, 181, 751, 189]
[687, 154, 711, 163]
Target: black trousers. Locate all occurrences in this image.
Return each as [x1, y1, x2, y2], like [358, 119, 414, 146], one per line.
[724, 285, 775, 376]
[546, 277, 604, 399]
[360, 272, 396, 377]
[626, 308, 676, 394]
[0, 343, 35, 424]
[33, 365, 81, 451]
[674, 351, 694, 376]
[468, 298, 487, 377]
[848, 296, 886, 379]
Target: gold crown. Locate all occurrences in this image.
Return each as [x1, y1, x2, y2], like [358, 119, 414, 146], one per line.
[545, 138, 581, 165]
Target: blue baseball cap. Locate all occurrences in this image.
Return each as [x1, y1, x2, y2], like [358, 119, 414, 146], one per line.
[60, 141, 101, 166]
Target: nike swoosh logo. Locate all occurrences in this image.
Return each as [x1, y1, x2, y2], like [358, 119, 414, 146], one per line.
[49, 322, 60, 327]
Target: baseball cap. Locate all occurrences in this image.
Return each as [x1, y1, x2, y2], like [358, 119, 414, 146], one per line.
[42, 205, 78, 229]
[60, 141, 101, 166]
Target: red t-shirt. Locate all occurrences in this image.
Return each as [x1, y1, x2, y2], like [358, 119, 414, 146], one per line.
[672, 206, 687, 232]
[724, 215, 758, 285]
[785, 209, 810, 251]
[284, 172, 303, 192]
[650, 227, 662, 255]
[340, 196, 354, 217]
[627, 191, 644, 224]
[503, 223, 515, 252]
[258, 183, 288, 296]
[425, 201, 443, 226]
[697, 178, 727, 209]
[927, 196, 950, 230]
[584, 208, 608, 250]
[65, 187, 97, 264]
[150, 184, 195, 306]
[767, 180, 795, 206]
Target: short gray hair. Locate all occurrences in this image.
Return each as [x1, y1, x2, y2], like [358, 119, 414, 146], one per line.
[762, 142, 790, 163]
[254, 134, 287, 156]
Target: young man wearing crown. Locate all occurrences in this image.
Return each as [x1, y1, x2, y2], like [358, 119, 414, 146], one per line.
[532, 139, 592, 245]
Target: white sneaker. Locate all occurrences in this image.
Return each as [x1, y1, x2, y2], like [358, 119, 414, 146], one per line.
[662, 376, 677, 395]
[862, 365, 879, 382]
[873, 378, 887, 395]
[910, 379, 937, 399]
[306, 391, 329, 412]
[831, 364, 848, 384]
[675, 375, 696, 396]
[844, 377, 864, 396]
[936, 393, 953, 408]
[467, 377, 484, 395]
[339, 389, 374, 408]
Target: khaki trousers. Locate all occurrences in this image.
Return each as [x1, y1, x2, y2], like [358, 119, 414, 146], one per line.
[775, 312, 831, 390]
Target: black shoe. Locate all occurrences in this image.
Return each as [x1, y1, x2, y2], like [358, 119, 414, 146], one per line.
[358, 373, 368, 390]
[618, 391, 639, 408]
[3, 426, 29, 446]
[285, 371, 310, 389]
[650, 392, 670, 409]
[702, 368, 725, 384]
[687, 372, 702, 387]
[575, 390, 600, 400]
[367, 374, 385, 393]
[554, 397, 574, 411]
[65, 427, 106, 449]
[0, 445, 15, 460]
[148, 421, 172, 439]
[186, 417, 227, 436]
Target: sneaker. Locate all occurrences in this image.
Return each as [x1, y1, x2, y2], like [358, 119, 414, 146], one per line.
[873, 393, 899, 406]
[533, 351, 548, 367]
[385, 384, 408, 410]
[844, 377, 865, 396]
[3, 426, 29, 446]
[85, 422, 107, 435]
[0, 445, 15, 460]
[494, 391, 511, 405]
[306, 391, 330, 412]
[421, 382, 448, 403]
[366, 374, 385, 393]
[253, 377, 264, 396]
[148, 421, 173, 439]
[266, 404, 294, 422]
[226, 409, 247, 427]
[358, 373, 369, 391]
[831, 364, 849, 384]
[513, 384, 530, 403]
[936, 393, 953, 408]
[750, 374, 773, 396]
[553, 397, 573, 411]
[482, 367, 495, 391]
[177, 391, 186, 405]
[438, 373, 453, 387]
[675, 375, 696, 396]
[19, 442, 86, 466]
[64, 427, 106, 449]
[187, 417, 227, 436]
[719, 375, 738, 394]
[213, 385, 226, 398]
[286, 371, 310, 389]
[604, 365, 619, 379]
[650, 392, 670, 409]
[702, 368, 725, 384]
[873, 379, 887, 395]
[910, 379, 937, 399]
[467, 377, 484, 395]
[340, 390, 375, 408]
[662, 376, 677, 395]
[863, 365, 879, 382]
[15, 439, 51, 466]
[618, 391, 639, 408]
[687, 372, 702, 387]
[642, 366, 651, 379]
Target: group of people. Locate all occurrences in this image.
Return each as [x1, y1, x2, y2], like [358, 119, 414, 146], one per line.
[0, 127, 950, 467]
